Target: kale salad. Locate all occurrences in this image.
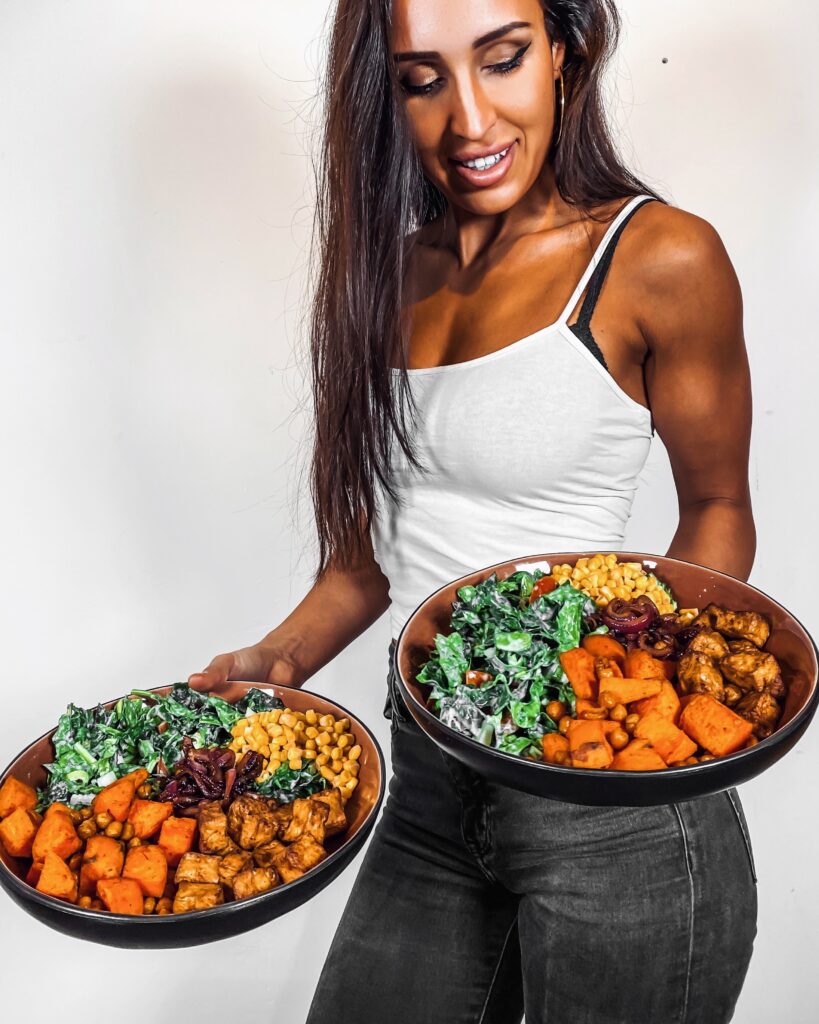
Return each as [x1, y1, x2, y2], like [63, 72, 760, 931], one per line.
[416, 569, 608, 759]
[40, 683, 286, 808]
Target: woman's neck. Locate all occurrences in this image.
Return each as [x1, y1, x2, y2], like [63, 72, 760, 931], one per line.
[432, 164, 569, 270]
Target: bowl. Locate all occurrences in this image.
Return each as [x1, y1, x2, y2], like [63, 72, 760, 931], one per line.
[0, 681, 385, 948]
[393, 551, 818, 806]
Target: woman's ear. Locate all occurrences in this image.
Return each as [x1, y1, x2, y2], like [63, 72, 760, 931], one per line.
[552, 38, 566, 76]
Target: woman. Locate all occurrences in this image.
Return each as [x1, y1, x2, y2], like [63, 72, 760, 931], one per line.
[190, 0, 757, 1020]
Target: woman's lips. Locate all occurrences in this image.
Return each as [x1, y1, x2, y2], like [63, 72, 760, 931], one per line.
[450, 140, 517, 189]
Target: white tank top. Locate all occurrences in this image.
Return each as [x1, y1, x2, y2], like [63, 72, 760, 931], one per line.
[371, 194, 656, 641]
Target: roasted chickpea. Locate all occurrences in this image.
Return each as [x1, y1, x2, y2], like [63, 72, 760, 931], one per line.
[156, 897, 173, 914]
[121, 822, 135, 841]
[68, 852, 83, 871]
[545, 700, 567, 723]
[79, 806, 93, 820]
[699, 754, 715, 762]
[137, 783, 152, 798]
[599, 692, 618, 710]
[89, 898, 104, 911]
[104, 820, 123, 838]
[608, 728, 630, 751]
[95, 811, 114, 829]
[77, 819, 98, 840]
[128, 836, 143, 848]
[558, 716, 572, 736]
[623, 713, 641, 735]
[143, 897, 157, 914]
[609, 703, 628, 722]
[69, 808, 84, 825]
[78, 895, 93, 909]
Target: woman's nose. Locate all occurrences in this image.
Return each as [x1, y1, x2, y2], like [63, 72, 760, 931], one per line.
[448, 73, 496, 140]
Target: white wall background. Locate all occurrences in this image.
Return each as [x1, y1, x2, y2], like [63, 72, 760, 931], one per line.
[0, 1, 816, 1020]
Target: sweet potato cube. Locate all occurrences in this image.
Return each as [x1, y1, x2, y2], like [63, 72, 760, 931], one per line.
[122, 768, 149, 789]
[679, 695, 754, 757]
[581, 634, 626, 664]
[36, 851, 78, 902]
[32, 806, 81, 862]
[0, 777, 38, 819]
[559, 648, 598, 700]
[612, 739, 668, 771]
[598, 677, 663, 706]
[624, 650, 668, 681]
[91, 777, 136, 823]
[127, 799, 173, 840]
[158, 815, 197, 866]
[42, 802, 73, 820]
[82, 834, 124, 887]
[97, 877, 144, 915]
[123, 843, 168, 898]
[567, 720, 614, 769]
[0, 806, 41, 857]
[26, 860, 44, 886]
[541, 733, 570, 765]
[634, 711, 697, 764]
[633, 680, 681, 724]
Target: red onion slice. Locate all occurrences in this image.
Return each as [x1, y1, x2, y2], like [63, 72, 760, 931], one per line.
[601, 596, 659, 634]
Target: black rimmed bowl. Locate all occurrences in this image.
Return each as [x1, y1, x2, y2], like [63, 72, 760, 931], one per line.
[0, 681, 385, 948]
[393, 551, 819, 806]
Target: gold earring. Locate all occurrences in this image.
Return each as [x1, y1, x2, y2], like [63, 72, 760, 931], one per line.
[554, 68, 565, 148]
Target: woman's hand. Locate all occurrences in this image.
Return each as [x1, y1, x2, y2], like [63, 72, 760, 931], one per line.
[188, 641, 301, 692]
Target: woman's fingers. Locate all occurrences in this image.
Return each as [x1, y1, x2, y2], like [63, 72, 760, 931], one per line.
[188, 645, 275, 692]
[188, 652, 238, 692]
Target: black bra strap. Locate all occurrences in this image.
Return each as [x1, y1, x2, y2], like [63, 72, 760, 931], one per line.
[575, 196, 657, 331]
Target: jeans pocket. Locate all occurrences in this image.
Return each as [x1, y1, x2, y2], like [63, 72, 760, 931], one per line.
[725, 788, 758, 884]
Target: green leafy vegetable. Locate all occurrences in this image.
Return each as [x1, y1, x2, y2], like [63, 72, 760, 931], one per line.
[253, 761, 325, 803]
[39, 683, 286, 808]
[417, 571, 603, 760]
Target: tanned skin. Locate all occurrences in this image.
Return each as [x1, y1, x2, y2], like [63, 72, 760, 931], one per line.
[190, 0, 754, 690]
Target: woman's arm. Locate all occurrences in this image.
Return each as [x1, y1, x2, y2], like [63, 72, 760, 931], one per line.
[635, 207, 755, 581]
[189, 528, 391, 689]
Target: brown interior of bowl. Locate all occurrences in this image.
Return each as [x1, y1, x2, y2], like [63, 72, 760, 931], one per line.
[398, 551, 818, 738]
[0, 682, 383, 900]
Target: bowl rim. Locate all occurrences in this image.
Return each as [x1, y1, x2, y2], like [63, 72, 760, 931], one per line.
[394, 549, 819, 781]
[0, 681, 386, 925]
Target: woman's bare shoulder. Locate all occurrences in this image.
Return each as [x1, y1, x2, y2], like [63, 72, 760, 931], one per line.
[622, 199, 743, 350]
[626, 200, 737, 287]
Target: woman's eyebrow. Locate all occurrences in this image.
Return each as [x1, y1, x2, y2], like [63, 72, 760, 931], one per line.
[393, 20, 531, 62]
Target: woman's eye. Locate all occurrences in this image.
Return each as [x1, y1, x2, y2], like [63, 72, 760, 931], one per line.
[488, 42, 532, 76]
[399, 41, 532, 97]
[401, 76, 442, 97]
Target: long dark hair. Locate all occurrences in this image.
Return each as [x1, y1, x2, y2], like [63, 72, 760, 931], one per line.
[307, 0, 663, 582]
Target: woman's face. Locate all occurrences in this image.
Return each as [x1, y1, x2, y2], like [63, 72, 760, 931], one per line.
[391, 0, 563, 216]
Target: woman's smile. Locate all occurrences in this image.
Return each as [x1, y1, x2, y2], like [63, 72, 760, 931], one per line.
[450, 139, 518, 187]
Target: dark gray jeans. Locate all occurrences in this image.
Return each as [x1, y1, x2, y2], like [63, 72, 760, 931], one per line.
[306, 640, 757, 1024]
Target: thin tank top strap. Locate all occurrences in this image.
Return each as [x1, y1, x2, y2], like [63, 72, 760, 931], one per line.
[556, 194, 657, 327]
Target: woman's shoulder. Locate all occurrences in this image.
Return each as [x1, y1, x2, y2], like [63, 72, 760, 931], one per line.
[624, 198, 736, 288]
[619, 197, 743, 349]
